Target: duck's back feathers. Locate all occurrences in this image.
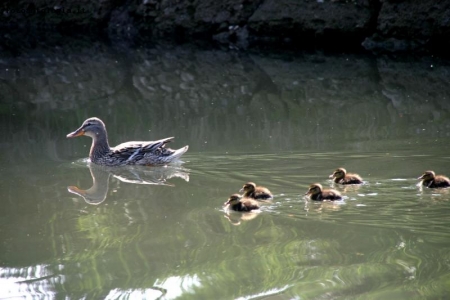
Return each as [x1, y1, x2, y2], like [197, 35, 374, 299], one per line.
[225, 194, 260, 212]
[424, 176, 450, 188]
[418, 171, 450, 188]
[256, 187, 272, 199]
[240, 182, 273, 200]
[313, 189, 342, 201]
[306, 183, 342, 201]
[111, 137, 188, 165]
[338, 174, 363, 185]
[233, 198, 260, 212]
[330, 168, 363, 185]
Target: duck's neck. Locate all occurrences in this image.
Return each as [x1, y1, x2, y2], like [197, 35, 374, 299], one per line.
[422, 179, 433, 187]
[311, 193, 321, 201]
[89, 129, 110, 163]
[333, 177, 342, 183]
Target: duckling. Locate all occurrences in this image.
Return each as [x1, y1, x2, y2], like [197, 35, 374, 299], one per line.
[239, 182, 273, 200]
[418, 170, 450, 188]
[224, 194, 260, 212]
[329, 167, 363, 184]
[305, 183, 342, 201]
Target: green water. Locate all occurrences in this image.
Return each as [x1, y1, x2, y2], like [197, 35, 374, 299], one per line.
[1, 44, 450, 299]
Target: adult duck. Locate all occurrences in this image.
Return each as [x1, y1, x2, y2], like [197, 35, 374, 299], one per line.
[224, 194, 260, 212]
[67, 117, 188, 166]
[329, 167, 363, 184]
[239, 182, 273, 200]
[305, 183, 342, 201]
[417, 170, 450, 188]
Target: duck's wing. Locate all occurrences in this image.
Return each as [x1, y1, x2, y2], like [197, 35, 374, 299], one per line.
[110, 137, 174, 163]
[323, 190, 342, 200]
[343, 174, 363, 184]
[431, 176, 450, 188]
[242, 199, 260, 211]
[254, 187, 273, 199]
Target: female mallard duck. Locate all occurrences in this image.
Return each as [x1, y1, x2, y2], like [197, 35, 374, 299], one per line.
[66, 117, 189, 166]
[239, 182, 273, 200]
[224, 194, 260, 212]
[418, 170, 450, 188]
[305, 183, 342, 201]
[329, 167, 363, 184]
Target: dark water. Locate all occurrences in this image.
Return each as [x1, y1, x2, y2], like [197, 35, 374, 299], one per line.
[1, 43, 450, 299]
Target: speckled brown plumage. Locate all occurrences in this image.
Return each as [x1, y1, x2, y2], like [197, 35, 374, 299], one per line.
[67, 117, 188, 166]
[224, 194, 260, 212]
[305, 183, 342, 201]
[239, 182, 273, 200]
[418, 170, 450, 188]
[329, 168, 363, 185]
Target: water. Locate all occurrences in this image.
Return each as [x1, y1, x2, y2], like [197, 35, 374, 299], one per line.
[1, 43, 450, 299]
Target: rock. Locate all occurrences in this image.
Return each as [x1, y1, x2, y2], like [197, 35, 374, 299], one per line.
[0, 0, 449, 52]
[248, 0, 373, 45]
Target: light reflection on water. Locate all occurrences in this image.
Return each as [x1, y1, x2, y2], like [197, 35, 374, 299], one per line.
[1, 43, 450, 299]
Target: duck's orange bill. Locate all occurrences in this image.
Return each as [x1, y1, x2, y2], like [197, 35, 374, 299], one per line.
[66, 128, 85, 138]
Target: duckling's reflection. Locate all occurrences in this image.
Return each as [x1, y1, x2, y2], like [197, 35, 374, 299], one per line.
[224, 211, 261, 226]
[303, 199, 343, 214]
[68, 163, 190, 205]
[417, 182, 450, 197]
[330, 182, 363, 193]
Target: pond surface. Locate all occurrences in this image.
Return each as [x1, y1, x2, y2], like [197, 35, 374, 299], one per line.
[1, 42, 450, 299]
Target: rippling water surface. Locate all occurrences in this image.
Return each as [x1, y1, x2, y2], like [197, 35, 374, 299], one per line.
[1, 42, 450, 299]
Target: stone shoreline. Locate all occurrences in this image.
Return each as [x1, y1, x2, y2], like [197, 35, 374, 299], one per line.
[1, 0, 449, 53]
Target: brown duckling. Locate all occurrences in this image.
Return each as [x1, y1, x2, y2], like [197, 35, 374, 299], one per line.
[329, 167, 363, 185]
[239, 182, 273, 200]
[224, 194, 260, 212]
[418, 170, 450, 188]
[305, 183, 342, 201]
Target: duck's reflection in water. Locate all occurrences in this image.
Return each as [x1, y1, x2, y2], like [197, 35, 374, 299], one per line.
[224, 211, 261, 226]
[303, 199, 344, 214]
[329, 182, 363, 193]
[68, 163, 190, 205]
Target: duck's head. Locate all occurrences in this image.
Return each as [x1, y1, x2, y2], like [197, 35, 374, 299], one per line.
[239, 182, 256, 194]
[67, 117, 106, 139]
[329, 168, 346, 179]
[418, 170, 435, 181]
[225, 194, 242, 206]
[305, 183, 323, 196]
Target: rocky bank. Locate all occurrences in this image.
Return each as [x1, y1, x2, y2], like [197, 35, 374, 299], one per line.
[1, 0, 449, 52]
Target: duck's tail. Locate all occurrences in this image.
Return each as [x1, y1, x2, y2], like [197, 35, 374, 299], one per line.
[166, 145, 189, 164]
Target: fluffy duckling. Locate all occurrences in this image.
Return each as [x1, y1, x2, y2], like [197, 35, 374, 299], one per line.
[224, 194, 260, 212]
[239, 182, 273, 200]
[329, 167, 363, 184]
[305, 183, 342, 201]
[418, 170, 450, 188]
